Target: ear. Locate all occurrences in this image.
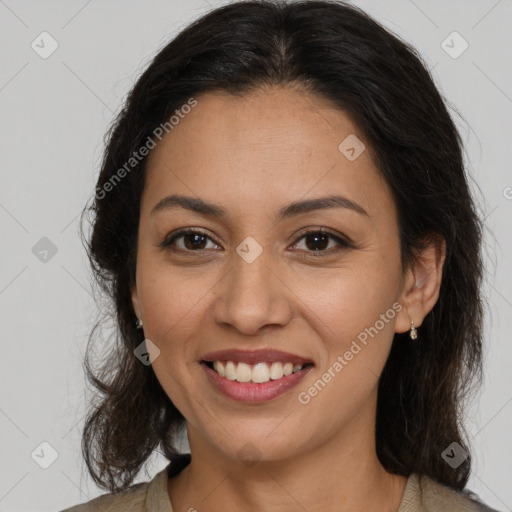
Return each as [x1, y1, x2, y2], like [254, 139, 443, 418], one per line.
[131, 282, 142, 320]
[395, 234, 446, 334]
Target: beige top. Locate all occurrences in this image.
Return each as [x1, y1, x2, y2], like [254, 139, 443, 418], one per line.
[60, 455, 500, 512]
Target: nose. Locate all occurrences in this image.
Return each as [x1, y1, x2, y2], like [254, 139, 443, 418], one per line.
[213, 249, 294, 335]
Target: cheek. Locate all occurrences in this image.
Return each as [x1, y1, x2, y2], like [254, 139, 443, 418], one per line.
[295, 255, 402, 347]
[293, 264, 401, 430]
[136, 256, 215, 345]
[136, 260, 212, 416]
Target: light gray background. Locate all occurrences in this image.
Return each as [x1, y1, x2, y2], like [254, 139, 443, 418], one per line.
[0, 0, 510, 511]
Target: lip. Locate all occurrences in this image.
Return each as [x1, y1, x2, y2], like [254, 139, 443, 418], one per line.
[201, 361, 313, 403]
[200, 348, 313, 366]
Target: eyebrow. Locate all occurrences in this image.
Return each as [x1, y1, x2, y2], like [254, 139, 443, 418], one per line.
[150, 194, 369, 219]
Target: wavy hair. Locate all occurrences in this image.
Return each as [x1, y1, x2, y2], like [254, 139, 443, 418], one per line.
[79, 0, 485, 493]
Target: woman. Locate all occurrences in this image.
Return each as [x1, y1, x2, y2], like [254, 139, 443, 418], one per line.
[61, 1, 499, 510]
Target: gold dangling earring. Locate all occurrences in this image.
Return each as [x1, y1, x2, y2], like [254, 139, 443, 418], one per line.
[409, 320, 417, 340]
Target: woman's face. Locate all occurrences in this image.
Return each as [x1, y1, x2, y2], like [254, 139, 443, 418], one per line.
[132, 86, 414, 463]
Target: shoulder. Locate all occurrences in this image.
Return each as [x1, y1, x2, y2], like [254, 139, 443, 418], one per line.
[59, 481, 149, 512]
[59, 455, 189, 512]
[58, 462, 174, 512]
[402, 473, 501, 512]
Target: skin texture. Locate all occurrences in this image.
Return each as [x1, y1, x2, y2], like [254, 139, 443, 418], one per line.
[131, 85, 446, 512]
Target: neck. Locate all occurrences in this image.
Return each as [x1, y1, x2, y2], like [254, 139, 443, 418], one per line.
[167, 399, 408, 512]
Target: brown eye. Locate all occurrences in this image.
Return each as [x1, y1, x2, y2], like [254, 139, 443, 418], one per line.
[291, 229, 351, 255]
[160, 229, 221, 252]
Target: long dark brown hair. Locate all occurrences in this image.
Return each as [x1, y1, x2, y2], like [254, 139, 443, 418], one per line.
[79, 0, 485, 493]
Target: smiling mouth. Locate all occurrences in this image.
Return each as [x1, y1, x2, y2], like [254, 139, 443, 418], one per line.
[201, 360, 314, 384]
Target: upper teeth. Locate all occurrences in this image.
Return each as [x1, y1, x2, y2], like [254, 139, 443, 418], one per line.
[212, 361, 305, 383]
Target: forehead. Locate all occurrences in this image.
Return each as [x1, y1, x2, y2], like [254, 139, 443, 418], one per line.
[142, 86, 393, 221]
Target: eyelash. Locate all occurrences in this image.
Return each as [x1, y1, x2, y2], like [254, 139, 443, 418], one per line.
[158, 227, 352, 257]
